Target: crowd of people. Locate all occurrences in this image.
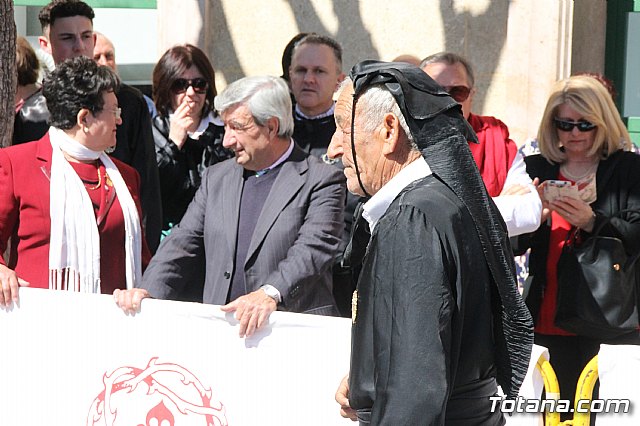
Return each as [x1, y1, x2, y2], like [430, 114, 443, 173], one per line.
[4, 0, 640, 424]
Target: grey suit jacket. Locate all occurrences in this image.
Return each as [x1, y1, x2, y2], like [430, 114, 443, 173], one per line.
[141, 145, 346, 315]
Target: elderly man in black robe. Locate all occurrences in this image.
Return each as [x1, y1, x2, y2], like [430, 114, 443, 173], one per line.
[330, 61, 533, 425]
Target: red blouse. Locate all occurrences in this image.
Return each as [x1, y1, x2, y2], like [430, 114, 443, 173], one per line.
[70, 161, 134, 295]
[535, 172, 575, 335]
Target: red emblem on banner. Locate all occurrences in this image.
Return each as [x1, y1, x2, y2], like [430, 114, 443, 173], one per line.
[86, 357, 228, 426]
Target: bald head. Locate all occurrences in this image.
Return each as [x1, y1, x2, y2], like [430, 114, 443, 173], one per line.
[391, 54, 421, 67]
[93, 31, 116, 71]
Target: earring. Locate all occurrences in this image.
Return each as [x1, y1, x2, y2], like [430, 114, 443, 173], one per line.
[83, 127, 90, 133]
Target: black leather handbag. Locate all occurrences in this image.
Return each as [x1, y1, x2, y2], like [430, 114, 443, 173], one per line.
[555, 209, 640, 340]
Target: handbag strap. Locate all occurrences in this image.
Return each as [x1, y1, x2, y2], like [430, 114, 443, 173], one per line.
[563, 208, 640, 251]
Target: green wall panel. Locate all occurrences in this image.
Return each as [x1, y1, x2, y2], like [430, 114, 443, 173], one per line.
[14, 1, 156, 8]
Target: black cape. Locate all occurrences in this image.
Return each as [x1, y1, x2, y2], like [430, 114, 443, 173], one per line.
[350, 176, 507, 425]
[346, 61, 533, 406]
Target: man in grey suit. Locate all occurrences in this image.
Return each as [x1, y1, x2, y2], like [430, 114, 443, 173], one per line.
[115, 75, 346, 337]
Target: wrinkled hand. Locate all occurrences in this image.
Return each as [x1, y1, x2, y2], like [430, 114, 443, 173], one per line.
[113, 288, 150, 315]
[0, 264, 29, 307]
[500, 183, 531, 196]
[335, 374, 357, 421]
[221, 289, 277, 338]
[549, 196, 595, 231]
[168, 99, 197, 149]
[534, 178, 551, 223]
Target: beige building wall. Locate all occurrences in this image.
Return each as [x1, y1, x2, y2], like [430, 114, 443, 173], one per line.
[158, 0, 605, 146]
[572, 0, 607, 76]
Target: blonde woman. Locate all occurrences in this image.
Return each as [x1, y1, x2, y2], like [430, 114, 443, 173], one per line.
[519, 75, 640, 414]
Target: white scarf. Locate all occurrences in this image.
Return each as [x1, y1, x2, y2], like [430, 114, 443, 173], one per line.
[48, 127, 142, 293]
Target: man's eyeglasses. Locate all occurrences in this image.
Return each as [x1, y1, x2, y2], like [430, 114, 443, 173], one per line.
[443, 85, 472, 103]
[170, 78, 209, 94]
[554, 118, 596, 132]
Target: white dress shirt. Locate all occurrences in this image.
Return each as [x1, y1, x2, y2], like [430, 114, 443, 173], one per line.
[363, 157, 432, 232]
[492, 151, 542, 236]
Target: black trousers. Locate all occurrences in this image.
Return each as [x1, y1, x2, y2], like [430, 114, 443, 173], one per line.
[536, 330, 640, 423]
[534, 333, 600, 421]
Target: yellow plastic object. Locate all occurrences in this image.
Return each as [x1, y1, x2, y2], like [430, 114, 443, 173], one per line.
[568, 355, 599, 426]
[537, 355, 561, 426]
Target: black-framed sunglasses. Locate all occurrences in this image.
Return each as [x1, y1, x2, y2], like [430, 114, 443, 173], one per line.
[554, 118, 597, 132]
[170, 78, 209, 94]
[444, 85, 472, 103]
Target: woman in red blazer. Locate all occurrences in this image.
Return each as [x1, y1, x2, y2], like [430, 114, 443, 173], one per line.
[0, 56, 150, 307]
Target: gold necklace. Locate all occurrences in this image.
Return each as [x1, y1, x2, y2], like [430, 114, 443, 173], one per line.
[560, 161, 598, 181]
[85, 166, 102, 190]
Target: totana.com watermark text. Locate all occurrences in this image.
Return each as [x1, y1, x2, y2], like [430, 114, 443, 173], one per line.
[490, 396, 631, 413]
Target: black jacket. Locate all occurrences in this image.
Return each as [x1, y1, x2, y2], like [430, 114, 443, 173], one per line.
[350, 176, 505, 425]
[113, 84, 162, 253]
[152, 114, 232, 232]
[13, 89, 49, 145]
[292, 111, 336, 158]
[517, 151, 640, 325]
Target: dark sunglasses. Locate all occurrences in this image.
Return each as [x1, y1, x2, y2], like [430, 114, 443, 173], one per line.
[171, 78, 208, 94]
[444, 85, 472, 103]
[554, 118, 596, 132]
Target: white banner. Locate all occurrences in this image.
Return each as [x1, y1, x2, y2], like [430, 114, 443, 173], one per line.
[0, 288, 353, 425]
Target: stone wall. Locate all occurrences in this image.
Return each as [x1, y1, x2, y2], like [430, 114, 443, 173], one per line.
[158, 0, 605, 145]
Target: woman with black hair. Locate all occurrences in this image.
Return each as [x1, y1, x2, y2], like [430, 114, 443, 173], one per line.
[0, 56, 151, 306]
[151, 44, 232, 236]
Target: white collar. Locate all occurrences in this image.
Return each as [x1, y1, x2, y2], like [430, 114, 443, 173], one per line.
[165, 111, 220, 140]
[188, 111, 217, 139]
[295, 103, 335, 120]
[252, 139, 295, 176]
[363, 157, 432, 232]
[49, 126, 102, 161]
